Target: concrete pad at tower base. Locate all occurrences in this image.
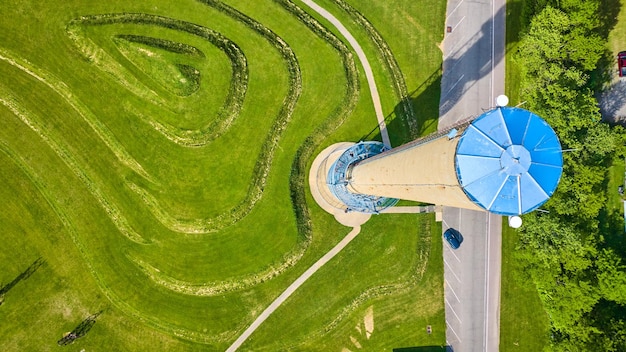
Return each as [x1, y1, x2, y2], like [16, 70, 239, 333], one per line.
[309, 143, 372, 227]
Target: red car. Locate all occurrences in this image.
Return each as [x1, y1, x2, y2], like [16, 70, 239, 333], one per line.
[619, 51, 626, 77]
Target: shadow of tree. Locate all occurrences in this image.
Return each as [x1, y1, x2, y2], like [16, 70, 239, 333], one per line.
[590, 298, 626, 346]
[57, 310, 103, 346]
[598, 0, 622, 39]
[599, 201, 626, 257]
[0, 257, 45, 305]
[574, 0, 621, 98]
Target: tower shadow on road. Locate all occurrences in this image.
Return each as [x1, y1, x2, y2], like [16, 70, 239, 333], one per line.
[362, 2, 519, 147]
[438, 2, 511, 119]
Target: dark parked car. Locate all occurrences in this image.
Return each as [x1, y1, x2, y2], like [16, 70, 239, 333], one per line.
[619, 51, 626, 77]
[443, 228, 463, 249]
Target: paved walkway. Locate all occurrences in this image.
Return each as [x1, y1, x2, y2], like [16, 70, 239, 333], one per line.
[226, 2, 390, 350]
[300, 0, 391, 148]
[225, 226, 362, 352]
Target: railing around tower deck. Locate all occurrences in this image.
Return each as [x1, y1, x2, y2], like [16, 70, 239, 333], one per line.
[325, 141, 398, 213]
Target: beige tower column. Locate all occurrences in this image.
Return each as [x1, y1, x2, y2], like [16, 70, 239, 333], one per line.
[346, 133, 484, 211]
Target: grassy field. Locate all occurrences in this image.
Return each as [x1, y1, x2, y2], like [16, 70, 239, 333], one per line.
[609, 0, 626, 59]
[501, 0, 626, 350]
[327, 0, 446, 139]
[499, 0, 551, 350]
[0, 0, 446, 350]
[499, 224, 550, 352]
[504, 0, 523, 105]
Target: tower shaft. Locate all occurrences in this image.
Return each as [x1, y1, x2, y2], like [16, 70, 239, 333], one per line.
[346, 134, 483, 211]
[310, 106, 563, 217]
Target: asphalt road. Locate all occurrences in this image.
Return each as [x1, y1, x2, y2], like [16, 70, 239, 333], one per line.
[438, 0, 506, 351]
[442, 208, 502, 351]
[439, 0, 506, 130]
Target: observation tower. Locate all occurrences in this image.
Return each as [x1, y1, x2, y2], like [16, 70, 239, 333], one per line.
[310, 103, 563, 221]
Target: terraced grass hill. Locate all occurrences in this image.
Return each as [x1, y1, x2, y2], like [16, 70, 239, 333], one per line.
[0, 0, 445, 350]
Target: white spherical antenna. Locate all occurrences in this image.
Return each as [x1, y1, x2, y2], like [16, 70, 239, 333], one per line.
[508, 215, 522, 228]
[496, 94, 509, 107]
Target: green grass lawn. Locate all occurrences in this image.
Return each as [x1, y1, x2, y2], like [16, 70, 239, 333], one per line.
[246, 215, 445, 350]
[0, 0, 445, 350]
[505, 0, 523, 106]
[603, 157, 626, 252]
[499, 0, 551, 350]
[608, 0, 626, 58]
[325, 0, 446, 139]
[499, 224, 550, 352]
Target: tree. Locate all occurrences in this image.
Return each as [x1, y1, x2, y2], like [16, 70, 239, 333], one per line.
[513, 2, 626, 350]
[597, 249, 626, 305]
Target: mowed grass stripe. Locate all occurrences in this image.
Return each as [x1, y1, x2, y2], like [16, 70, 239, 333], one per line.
[71, 7, 302, 234]
[123, 0, 364, 297]
[0, 0, 306, 346]
[105, 5, 352, 306]
[0, 47, 152, 181]
[128, 0, 358, 284]
[0, 120, 245, 345]
[69, 13, 250, 146]
[0, 0, 446, 349]
[0, 12, 288, 346]
[62, 8, 291, 220]
[0, 113, 210, 348]
[0, 81, 145, 244]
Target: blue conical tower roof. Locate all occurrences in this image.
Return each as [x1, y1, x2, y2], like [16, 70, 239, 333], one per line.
[455, 107, 563, 215]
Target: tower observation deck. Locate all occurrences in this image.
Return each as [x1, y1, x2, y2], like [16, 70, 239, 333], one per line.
[310, 105, 563, 217]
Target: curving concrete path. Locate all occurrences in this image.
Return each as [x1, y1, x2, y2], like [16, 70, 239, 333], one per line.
[300, 0, 391, 148]
[226, 3, 391, 349]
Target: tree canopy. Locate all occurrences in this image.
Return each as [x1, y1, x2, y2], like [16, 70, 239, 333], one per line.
[514, 0, 626, 350]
